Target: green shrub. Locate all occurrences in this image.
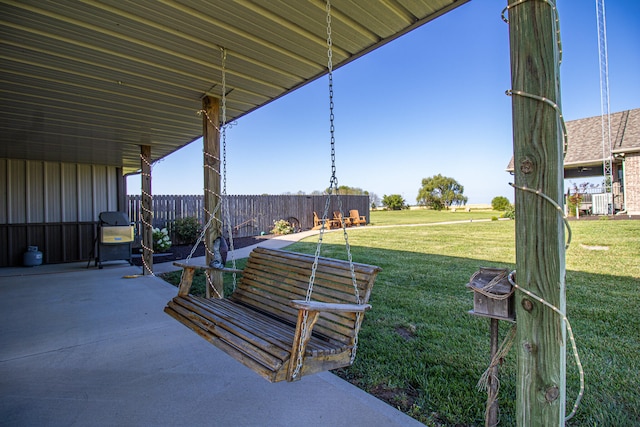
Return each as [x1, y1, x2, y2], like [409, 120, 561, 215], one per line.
[271, 219, 294, 235]
[491, 196, 511, 211]
[501, 204, 515, 219]
[174, 216, 202, 244]
[382, 194, 408, 210]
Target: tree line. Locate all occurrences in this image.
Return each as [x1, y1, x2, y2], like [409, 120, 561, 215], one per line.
[291, 175, 511, 211]
[383, 174, 468, 211]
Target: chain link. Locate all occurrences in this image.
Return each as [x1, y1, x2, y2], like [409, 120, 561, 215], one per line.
[293, 0, 362, 380]
[220, 47, 237, 290]
[182, 48, 234, 299]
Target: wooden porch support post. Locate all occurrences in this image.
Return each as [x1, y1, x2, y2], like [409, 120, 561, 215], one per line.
[202, 96, 223, 298]
[140, 144, 153, 275]
[508, 1, 566, 425]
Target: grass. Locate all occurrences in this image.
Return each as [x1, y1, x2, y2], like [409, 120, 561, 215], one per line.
[368, 208, 501, 226]
[162, 214, 639, 426]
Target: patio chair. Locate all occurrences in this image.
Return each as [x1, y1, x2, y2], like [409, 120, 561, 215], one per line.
[348, 210, 367, 226]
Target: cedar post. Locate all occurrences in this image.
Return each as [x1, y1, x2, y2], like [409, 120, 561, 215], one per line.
[140, 144, 153, 275]
[202, 96, 224, 298]
[507, 0, 566, 425]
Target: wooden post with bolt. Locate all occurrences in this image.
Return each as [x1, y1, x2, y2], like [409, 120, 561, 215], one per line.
[507, 0, 567, 424]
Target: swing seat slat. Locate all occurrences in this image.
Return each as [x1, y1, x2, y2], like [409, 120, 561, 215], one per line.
[165, 247, 381, 382]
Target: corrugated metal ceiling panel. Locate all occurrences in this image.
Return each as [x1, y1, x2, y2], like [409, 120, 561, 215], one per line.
[0, 0, 467, 174]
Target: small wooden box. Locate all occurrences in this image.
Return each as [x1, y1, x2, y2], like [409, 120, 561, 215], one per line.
[466, 268, 515, 321]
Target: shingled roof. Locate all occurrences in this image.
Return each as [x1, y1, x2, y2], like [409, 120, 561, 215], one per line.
[506, 108, 640, 171]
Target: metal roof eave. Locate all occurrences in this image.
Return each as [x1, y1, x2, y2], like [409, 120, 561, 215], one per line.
[0, 0, 469, 175]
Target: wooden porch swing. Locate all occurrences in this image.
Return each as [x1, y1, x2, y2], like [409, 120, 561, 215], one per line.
[164, 1, 381, 383]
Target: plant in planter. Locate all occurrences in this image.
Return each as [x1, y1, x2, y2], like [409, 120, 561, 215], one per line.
[271, 219, 294, 235]
[153, 227, 172, 252]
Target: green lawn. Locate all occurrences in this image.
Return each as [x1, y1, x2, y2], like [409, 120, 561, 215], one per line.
[368, 208, 501, 226]
[163, 215, 640, 426]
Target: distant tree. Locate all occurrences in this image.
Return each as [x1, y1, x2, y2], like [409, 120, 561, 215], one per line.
[491, 196, 511, 211]
[382, 194, 407, 210]
[325, 185, 369, 196]
[416, 174, 468, 211]
[369, 192, 381, 209]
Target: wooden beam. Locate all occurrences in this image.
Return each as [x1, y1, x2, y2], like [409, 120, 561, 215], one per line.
[202, 96, 223, 298]
[507, 0, 566, 425]
[140, 144, 153, 275]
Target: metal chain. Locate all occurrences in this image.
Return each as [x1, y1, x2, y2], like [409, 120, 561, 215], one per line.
[326, 2, 337, 189]
[324, 0, 361, 362]
[293, 0, 361, 379]
[220, 47, 237, 290]
[181, 48, 236, 299]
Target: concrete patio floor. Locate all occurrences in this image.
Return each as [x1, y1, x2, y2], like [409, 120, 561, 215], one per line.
[0, 235, 424, 426]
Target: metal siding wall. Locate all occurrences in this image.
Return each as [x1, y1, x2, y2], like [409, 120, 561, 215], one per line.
[77, 164, 93, 221]
[61, 163, 77, 222]
[107, 167, 119, 211]
[44, 225, 63, 264]
[27, 161, 44, 223]
[8, 160, 26, 224]
[93, 165, 109, 218]
[0, 159, 121, 266]
[6, 226, 26, 265]
[0, 226, 7, 266]
[45, 162, 62, 222]
[0, 159, 6, 224]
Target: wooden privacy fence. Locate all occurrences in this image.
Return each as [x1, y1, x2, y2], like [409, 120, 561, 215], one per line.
[127, 194, 370, 240]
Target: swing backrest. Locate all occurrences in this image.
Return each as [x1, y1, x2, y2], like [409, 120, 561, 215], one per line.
[229, 247, 381, 345]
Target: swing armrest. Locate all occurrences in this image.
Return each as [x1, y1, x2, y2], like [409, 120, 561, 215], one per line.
[287, 300, 371, 382]
[290, 300, 371, 313]
[211, 266, 244, 274]
[173, 261, 209, 270]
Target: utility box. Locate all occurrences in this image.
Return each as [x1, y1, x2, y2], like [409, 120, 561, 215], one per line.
[466, 267, 515, 321]
[95, 211, 134, 269]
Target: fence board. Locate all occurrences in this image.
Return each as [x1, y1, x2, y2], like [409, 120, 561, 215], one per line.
[127, 194, 370, 241]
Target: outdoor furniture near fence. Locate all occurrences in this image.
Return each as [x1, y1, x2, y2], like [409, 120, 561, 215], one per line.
[164, 247, 381, 382]
[128, 195, 370, 238]
[348, 210, 367, 226]
[313, 211, 340, 230]
[333, 211, 352, 227]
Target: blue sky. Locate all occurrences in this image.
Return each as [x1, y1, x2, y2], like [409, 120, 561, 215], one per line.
[128, 0, 639, 205]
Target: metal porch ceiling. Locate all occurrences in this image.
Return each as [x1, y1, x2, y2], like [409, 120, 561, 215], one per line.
[0, 0, 467, 174]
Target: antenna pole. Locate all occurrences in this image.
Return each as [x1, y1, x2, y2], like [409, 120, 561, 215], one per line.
[597, 0, 614, 213]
